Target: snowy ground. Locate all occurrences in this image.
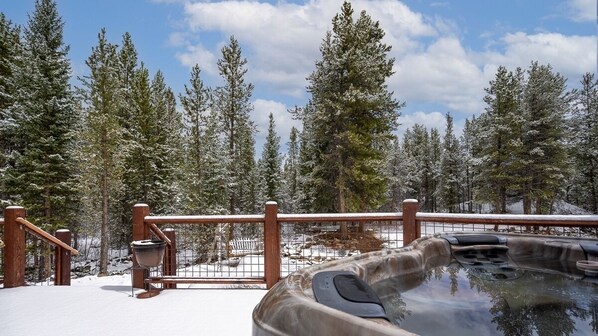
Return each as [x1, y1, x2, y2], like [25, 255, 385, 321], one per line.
[0, 274, 267, 336]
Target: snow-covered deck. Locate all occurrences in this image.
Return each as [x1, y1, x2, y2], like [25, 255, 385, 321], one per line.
[0, 274, 266, 336]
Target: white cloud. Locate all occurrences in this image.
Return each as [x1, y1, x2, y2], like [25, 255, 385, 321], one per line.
[252, 99, 302, 155]
[483, 32, 596, 81]
[167, 0, 594, 140]
[175, 0, 436, 100]
[567, 0, 596, 22]
[397, 111, 446, 136]
[175, 43, 218, 76]
[396, 111, 465, 139]
[393, 37, 486, 114]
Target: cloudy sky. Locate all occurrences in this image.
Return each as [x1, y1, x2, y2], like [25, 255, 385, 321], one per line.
[3, 0, 597, 153]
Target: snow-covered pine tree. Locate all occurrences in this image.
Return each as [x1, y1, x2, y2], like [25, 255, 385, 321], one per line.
[521, 62, 568, 214]
[567, 72, 597, 213]
[149, 70, 183, 214]
[0, 14, 21, 204]
[258, 112, 283, 205]
[302, 2, 402, 236]
[459, 117, 478, 213]
[385, 138, 408, 211]
[295, 103, 317, 214]
[402, 124, 436, 211]
[475, 66, 524, 213]
[179, 67, 228, 216]
[4, 0, 79, 231]
[179, 64, 211, 213]
[0, 14, 19, 114]
[77, 28, 125, 276]
[438, 113, 461, 212]
[114, 32, 139, 247]
[282, 126, 300, 213]
[428, 128, 442, 212]
[116, 32, 138, 129]
[213, 36, 256, 215]
[201, 108, 228, 214]
[124, 66, 183, 216]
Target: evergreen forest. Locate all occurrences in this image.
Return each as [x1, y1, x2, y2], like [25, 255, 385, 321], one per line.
[1, 1, 596, 274]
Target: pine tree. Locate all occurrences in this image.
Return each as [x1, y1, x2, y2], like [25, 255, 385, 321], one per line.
[114, 32, 139, 245]
[301, 2, 402, 237]
[259, 112, 283, 205]
[385, 138, 408, 211]
[460, 117, 478, 213]
[0, 14, 21, 204]
[520, 62, 568, 214]
[402, 124, 437, 211]
[282, 126, 300, 213]
[438, 113, 461, 212]
[568, 72, 597, 213]
[123, 65, 183, 216]
[149, 70, 183, 214]
[475, 66, 524, 213]
[180, 65, 209, 213]
[124, 64, 154, 207]
[77, 28, 124, 275]
[428, 128, 442, 211]
[295, 103, 317, 214]
[201, 108, 228, 214]
[4, 0, 79, 231]
[213, 36, 256, 215]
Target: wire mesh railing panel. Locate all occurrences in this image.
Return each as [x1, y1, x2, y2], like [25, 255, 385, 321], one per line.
[418, 221, 598, 239]
[24, 234, 56, 286]
[148, 222, 265, 281]
[372, 220, 404, 249]
[279, 220, 403, 277]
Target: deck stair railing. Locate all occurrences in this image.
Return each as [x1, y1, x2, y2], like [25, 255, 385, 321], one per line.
[1, 206, 79, 288]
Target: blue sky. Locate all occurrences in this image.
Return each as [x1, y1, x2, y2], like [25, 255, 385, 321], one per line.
[2, 0, 596, 153]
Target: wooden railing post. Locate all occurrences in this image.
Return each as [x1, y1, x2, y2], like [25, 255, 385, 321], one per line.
[163, 228, 176, 289]
[264, 201, 281, 289]
[54, 229, 72, 286]
[4, 206, 26, 288]
[403, 199, 419, 246]
[132, 203, 150, 289]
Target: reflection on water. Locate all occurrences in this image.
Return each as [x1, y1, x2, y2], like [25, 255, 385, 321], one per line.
[372, 261, 598, 336]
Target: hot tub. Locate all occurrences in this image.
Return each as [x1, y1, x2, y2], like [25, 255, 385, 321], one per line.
[252, 233, 598, 336]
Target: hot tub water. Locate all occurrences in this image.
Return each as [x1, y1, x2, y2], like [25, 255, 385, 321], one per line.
[373, 261, 598, 336]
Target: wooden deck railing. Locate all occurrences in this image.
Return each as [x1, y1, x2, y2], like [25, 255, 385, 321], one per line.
[1, 206, 79, 287]
[132, 199, 598, 290]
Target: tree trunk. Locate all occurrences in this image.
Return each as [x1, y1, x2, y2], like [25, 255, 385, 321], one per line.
[338, 177, 348, 240]
[99, 129, 110, 276]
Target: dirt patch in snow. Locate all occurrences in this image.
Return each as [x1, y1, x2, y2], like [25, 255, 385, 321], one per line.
[313, 230, 384, 253]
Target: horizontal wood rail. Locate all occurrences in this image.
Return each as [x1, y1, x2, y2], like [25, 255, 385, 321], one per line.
[145, 214, 264, 224]
[416, 212, 598, 227]
[277, 212, 403, 222]
[147, 276, 266, 285]
[16, 217, 79, 256]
